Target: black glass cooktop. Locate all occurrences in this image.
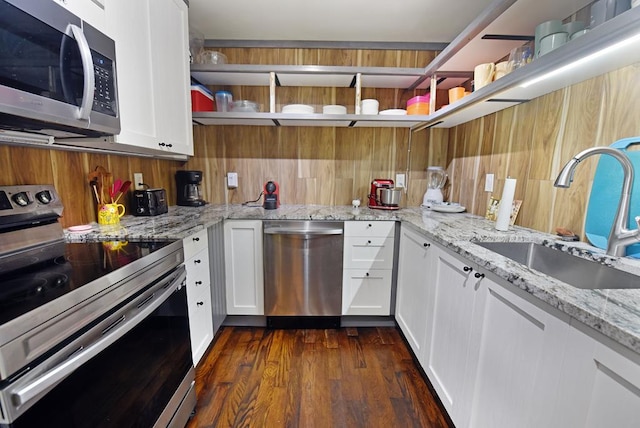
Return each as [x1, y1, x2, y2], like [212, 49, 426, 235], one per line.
[0, 241, 173, 326]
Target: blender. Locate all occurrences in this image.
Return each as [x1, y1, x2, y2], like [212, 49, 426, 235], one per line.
[423, 166, 447, 207]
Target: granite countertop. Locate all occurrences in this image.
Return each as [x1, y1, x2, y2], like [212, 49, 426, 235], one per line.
[64, 204, 640, 354]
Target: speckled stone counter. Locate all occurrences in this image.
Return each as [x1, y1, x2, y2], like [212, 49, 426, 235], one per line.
[64, 204, 640, 354]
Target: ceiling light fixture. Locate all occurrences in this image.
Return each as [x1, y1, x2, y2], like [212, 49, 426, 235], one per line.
[520, 31, 640, 88]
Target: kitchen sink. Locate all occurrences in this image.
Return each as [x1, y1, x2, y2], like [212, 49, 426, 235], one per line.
[476, 242, 640, 290]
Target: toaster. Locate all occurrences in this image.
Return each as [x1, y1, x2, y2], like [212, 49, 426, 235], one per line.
[132, 188, 168, 216]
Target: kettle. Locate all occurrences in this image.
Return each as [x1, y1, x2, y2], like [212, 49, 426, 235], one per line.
[423, 166, 447, 207]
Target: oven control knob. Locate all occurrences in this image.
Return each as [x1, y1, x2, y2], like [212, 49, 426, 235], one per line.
[35, 190, 53, 204]
[12, 192, 31, 206]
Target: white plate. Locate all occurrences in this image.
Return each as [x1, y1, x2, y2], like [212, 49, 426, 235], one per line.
[430, 204, 466, 213]
[379, 109, 407, 115]
[282, 104, 314, 114]
[68, 224, 93, 232]
[322, 104, 347, 114]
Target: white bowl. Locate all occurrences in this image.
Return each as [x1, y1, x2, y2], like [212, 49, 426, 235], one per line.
[379, 109, 407, 115]
[282, 104, 314, 114]
[322, 105, 347, 114]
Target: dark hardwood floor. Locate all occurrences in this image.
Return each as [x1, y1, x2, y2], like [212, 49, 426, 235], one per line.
[186, 326, 451, 428]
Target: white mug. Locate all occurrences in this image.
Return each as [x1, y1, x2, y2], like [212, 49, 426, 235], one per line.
[361, 99, 379, 115]
[474, 63, 495, 90]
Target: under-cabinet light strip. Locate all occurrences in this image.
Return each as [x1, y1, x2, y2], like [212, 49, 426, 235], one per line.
[520, 31, 640, 88]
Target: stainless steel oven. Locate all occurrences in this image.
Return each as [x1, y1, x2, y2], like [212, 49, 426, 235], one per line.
[0, 185, 195, 427]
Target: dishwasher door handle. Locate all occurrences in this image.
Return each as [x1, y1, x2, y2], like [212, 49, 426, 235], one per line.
[264, 228, 343, 236]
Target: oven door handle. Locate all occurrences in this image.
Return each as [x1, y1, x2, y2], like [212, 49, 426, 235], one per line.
[10, 268, 187, 408]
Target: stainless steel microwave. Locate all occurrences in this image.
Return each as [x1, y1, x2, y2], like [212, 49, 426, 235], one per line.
[0, 0, 120, 138]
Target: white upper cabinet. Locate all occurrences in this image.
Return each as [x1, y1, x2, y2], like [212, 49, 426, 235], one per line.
[53, 0, 106, 33]
[104, 0, 193, 156]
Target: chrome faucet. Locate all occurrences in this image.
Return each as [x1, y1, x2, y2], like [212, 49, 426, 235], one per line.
[554, 146, 640, 257]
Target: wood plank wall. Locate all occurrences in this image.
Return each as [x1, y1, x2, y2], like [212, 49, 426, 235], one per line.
[446, 62, 640, 239]
[0, 145, 185, 228]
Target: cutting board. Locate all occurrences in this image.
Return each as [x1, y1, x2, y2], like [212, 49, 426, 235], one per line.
[585, 137, 640, 258]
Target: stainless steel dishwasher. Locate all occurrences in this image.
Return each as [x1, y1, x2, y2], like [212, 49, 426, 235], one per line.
[263, 220, 343, 327]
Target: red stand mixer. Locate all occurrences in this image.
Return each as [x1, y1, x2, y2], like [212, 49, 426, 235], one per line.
[368, 179, 401, 210]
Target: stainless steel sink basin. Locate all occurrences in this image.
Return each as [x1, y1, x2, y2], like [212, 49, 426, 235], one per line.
[476, 242, 640, 290]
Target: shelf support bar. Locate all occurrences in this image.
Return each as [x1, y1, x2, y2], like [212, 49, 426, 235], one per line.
[355, 72, 362, 114]
[269, 72, 276, 113]
[430, 74, 438, 115]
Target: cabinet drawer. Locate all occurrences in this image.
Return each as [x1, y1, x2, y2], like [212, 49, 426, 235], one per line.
[342, 269, 392, 316]
[344, 221, 395, 238]
[344, 237, 395, 269]
[183, 229, 208, 259]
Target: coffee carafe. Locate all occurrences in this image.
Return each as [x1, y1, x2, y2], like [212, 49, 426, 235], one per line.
[175, 170, 206, 206]
[423, 166, 447, 207]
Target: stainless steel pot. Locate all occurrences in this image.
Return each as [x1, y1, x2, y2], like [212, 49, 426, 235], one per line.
[381, 188, 402, 206]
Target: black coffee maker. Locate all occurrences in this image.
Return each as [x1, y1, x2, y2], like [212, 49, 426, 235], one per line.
[175, 170, 206, 206]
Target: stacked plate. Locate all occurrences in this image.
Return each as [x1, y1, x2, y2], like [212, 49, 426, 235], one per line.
[282, 104, 314, 114]
[379, 109, 407, 115]
[322, 105, 347, 114]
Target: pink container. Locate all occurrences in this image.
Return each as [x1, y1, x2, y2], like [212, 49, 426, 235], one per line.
[407, 95, 430, 107]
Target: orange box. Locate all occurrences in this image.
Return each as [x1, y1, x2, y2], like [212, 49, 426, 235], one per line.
[407, 103, 430, 115]
[190, 85, 214, 111]
[448, 87, 465, 104]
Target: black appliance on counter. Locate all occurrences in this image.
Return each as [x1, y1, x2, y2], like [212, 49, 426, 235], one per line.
[176, 170, 206, 207]
[263, 180, 280, 210]
[132, 187, 169, 216]
[0, 185, 195, 427]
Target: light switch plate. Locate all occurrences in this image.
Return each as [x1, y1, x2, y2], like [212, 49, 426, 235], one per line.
[395, 173, 406, 188]
[227, 172, 238, 188]
[134, 173, 144, 190]
[485, 173, 494, 192]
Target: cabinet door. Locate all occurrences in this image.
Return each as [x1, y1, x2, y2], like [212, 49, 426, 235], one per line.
[224, 220, 264, 315]
[149, 0, 193, 156]
[106, 0, 159, 150]
[395, 225, 434, 357]
[186, 277, 214, 365]
[423, 249, 480, 423]
[342, 269, 392, 315]
[53, 0, 106, 32]
[552, 322, 640, 428]
[463, 274, 570, 428]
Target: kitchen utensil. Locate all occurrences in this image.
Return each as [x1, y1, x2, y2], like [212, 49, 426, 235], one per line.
[111, 178, 122, 202]
[361, 99, 379, 115]
[535, 20, 563, 57]
[230, 100, 259, 112]
[198, 50, 227, 64]
[508, 43, 533, 70]
[562, 21, 585, 39]
[282, 104, 314, 114]
[176, 170, 206, 206]
[368, 179, 400, 210]
[448, 87, 465, 104]
[322, 105, 347, 114]
[215, 91, 233, 112]
[379, 109, 407, 115]
[90, 180, 100, 204]
[430, 204, 466, 213]
[539, 32, 568, 56]
[474, 63, 495, 90]
[114, 180, 131, 204]
[381, 188, 402, 206]
[423, 166, 447, 207]
[585, 137, 640, 257]
[98, 203, 125, 225]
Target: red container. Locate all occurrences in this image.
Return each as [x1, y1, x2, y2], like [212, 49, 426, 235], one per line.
[190, 85, 214, 111]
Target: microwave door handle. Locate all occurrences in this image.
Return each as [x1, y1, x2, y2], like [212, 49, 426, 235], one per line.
[66, 24, 95, 121]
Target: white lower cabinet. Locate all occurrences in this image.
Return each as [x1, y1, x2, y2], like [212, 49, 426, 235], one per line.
[223, 220, 264, 315]
[342, 221, 395, 315]
[183, 229, 214, 365]
[550, 320, 640, 428]
[396, 232, 640, 428]
[395, 224, 435, 358]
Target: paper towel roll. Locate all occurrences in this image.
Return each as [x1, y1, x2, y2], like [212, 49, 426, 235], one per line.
[495, 178, 516, 231]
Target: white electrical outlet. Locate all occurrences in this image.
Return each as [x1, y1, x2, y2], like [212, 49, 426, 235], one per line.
[395, 173, 406, 188]
[485, 173, 494, 192]
[134, 173, 144, 190]
[227, 172, 238, 188]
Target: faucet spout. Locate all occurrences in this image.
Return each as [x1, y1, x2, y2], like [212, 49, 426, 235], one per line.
[554, 146, 638, 257]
